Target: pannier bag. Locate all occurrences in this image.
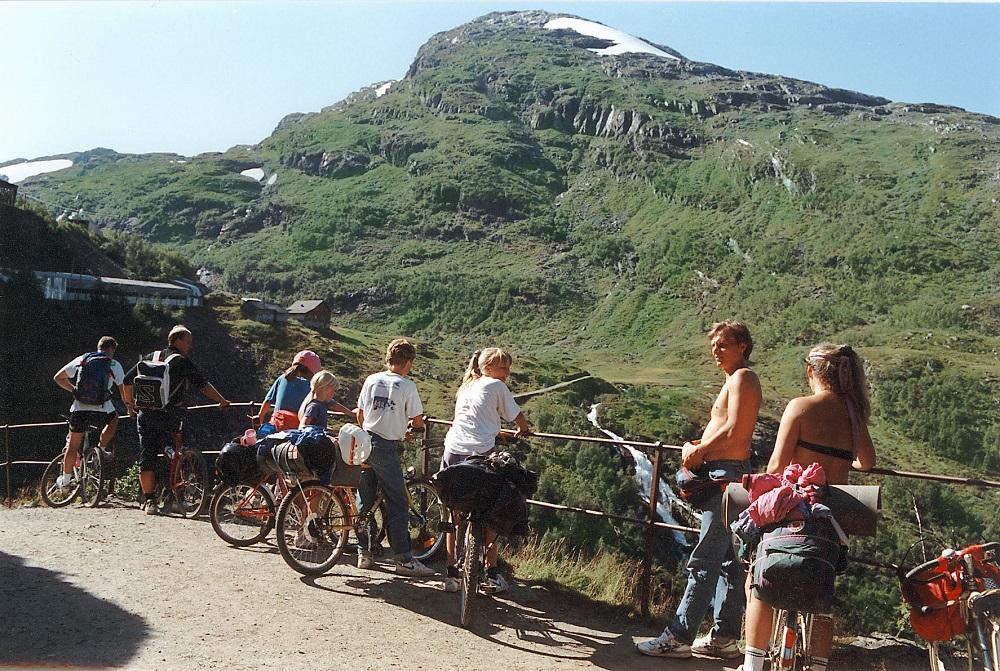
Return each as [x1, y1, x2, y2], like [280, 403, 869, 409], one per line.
[752, 515, 844, 614]
[899, 543, 1000, 642]
[132, 350, 181, 410]
[434, 457, 507, 514]
[433, 454, 535, 537]
[485, 451, 538, 497]
[256, 430, 335, 478]
[216, 440, 262, 486]
[337, 424, 372, 466]
[74, 352, 114, 406]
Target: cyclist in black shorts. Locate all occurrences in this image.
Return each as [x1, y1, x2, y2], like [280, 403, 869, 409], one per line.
[122, 325, 229, 515]
[52, 336, 126, 488]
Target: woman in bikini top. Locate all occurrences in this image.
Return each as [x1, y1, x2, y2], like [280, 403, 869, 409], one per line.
[740, 343, 877, 671]
[767, 343, 876, 485]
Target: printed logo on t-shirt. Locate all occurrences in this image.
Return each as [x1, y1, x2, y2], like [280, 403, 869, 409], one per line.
[372, 396, 395, 411]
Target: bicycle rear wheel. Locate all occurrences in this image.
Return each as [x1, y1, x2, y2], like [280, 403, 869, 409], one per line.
[174, 449, 209, 518]
[276, 482, 350, 576]
[80, 446, 104, 507]
[39, 453, 79, 508]
[769, 609, 808, 670]
[211, 483, 276, 546]
[407, 478, 445, 562]
[460, 520, 484, 628]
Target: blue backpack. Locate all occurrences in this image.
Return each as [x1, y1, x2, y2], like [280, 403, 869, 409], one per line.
[74, 352, 114, 405]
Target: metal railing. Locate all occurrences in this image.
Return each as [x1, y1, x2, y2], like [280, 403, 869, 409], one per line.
[4, 402, 1000, 616]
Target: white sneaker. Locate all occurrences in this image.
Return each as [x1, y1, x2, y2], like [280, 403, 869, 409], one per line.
[636, 630, 692, 658]
[481, 572, 509, 595]
[56, 473, 75, 488]
[692, 633, 742, 659]
[394, 558, 435, 577]
[357, 550, 374, 569]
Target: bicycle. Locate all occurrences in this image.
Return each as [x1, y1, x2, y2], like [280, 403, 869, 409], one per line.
[275, 466, 445, 576]
[210, 472, 290, 547]
[900, 541, 1000, 671]
[143, 423, 210, 518]
[39, 419, 105, 508]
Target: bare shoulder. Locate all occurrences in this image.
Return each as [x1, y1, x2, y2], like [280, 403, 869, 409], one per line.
[783, 395, 811, 416]
[729, 367, 762, 391]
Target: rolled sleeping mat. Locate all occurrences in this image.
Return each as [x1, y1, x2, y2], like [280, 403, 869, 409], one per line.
[723, 482, 881, 537]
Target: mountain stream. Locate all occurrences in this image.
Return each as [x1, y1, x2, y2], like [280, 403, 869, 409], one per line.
[587, 403, 693, 546]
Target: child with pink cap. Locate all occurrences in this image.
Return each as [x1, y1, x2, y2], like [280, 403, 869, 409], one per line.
[255, 350, 321, 439]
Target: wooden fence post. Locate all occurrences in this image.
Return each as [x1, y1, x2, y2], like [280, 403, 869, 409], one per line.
[639, 443, 664, 617]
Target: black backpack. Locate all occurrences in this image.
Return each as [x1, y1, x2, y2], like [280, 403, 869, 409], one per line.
[74, 352, 114, 405]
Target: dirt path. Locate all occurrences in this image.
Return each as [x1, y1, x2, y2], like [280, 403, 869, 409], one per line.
[1, 503, 929, 671]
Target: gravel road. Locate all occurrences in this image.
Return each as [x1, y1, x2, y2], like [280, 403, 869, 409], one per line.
[1, 503, 930, 670]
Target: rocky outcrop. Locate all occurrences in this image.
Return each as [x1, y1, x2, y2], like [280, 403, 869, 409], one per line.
[282, 150, 370, 178]
[528, 98, 702, 154]
[334, 286, 397, 313]
[218, 203, 295, 239]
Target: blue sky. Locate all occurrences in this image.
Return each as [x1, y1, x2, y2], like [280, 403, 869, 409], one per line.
[3, 1, 998, 163]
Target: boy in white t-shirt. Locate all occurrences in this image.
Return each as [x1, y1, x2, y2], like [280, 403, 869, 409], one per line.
[355, 339, 434, 577]
[52, 336, 126, 488]
[440, 347, 531, 593]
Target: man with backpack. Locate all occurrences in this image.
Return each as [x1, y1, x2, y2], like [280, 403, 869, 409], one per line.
[52, 336, 126, 489]
[122, 325, 230, 515]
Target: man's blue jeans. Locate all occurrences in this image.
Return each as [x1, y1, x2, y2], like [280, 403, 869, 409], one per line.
[668, 488, 746, 643]
[358, 434, 412, 561]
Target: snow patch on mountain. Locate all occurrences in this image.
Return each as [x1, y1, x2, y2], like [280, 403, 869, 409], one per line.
[1, 159, 74, 184]
[544, 17, 678, 60]
[240, 168, 265, 182]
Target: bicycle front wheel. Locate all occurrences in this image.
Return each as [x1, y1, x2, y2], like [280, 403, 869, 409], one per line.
[175, 449, 209, 518]
[406, 478, 445, 562]
[80, 447, 104, 508]
[460, 520, 484, 628]
[276, 482, 350, 576]
[211, 483, 276, 546]
[39, 454, 79, 508]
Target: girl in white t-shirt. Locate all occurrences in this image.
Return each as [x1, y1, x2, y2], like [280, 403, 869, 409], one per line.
[441, 348, 531, 593]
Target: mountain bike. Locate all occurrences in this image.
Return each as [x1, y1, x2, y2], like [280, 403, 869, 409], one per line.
[900, 541, 1000, 671]
[143, 425, 210, 518]
[275, 471, 444, 576]
[210, 472, 291, 547]
[39, 422, 105, 508]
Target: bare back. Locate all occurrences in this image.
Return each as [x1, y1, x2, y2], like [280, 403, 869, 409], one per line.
[770, 391, 876, 484]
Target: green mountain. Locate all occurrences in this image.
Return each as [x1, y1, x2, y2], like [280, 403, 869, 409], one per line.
[7, 10, 1000, 632]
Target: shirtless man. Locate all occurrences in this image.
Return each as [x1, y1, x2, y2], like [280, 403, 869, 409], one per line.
[638, 320, 762, 659]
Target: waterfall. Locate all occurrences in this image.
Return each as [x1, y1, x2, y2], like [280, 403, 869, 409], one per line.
[587, 403, 693, 546]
